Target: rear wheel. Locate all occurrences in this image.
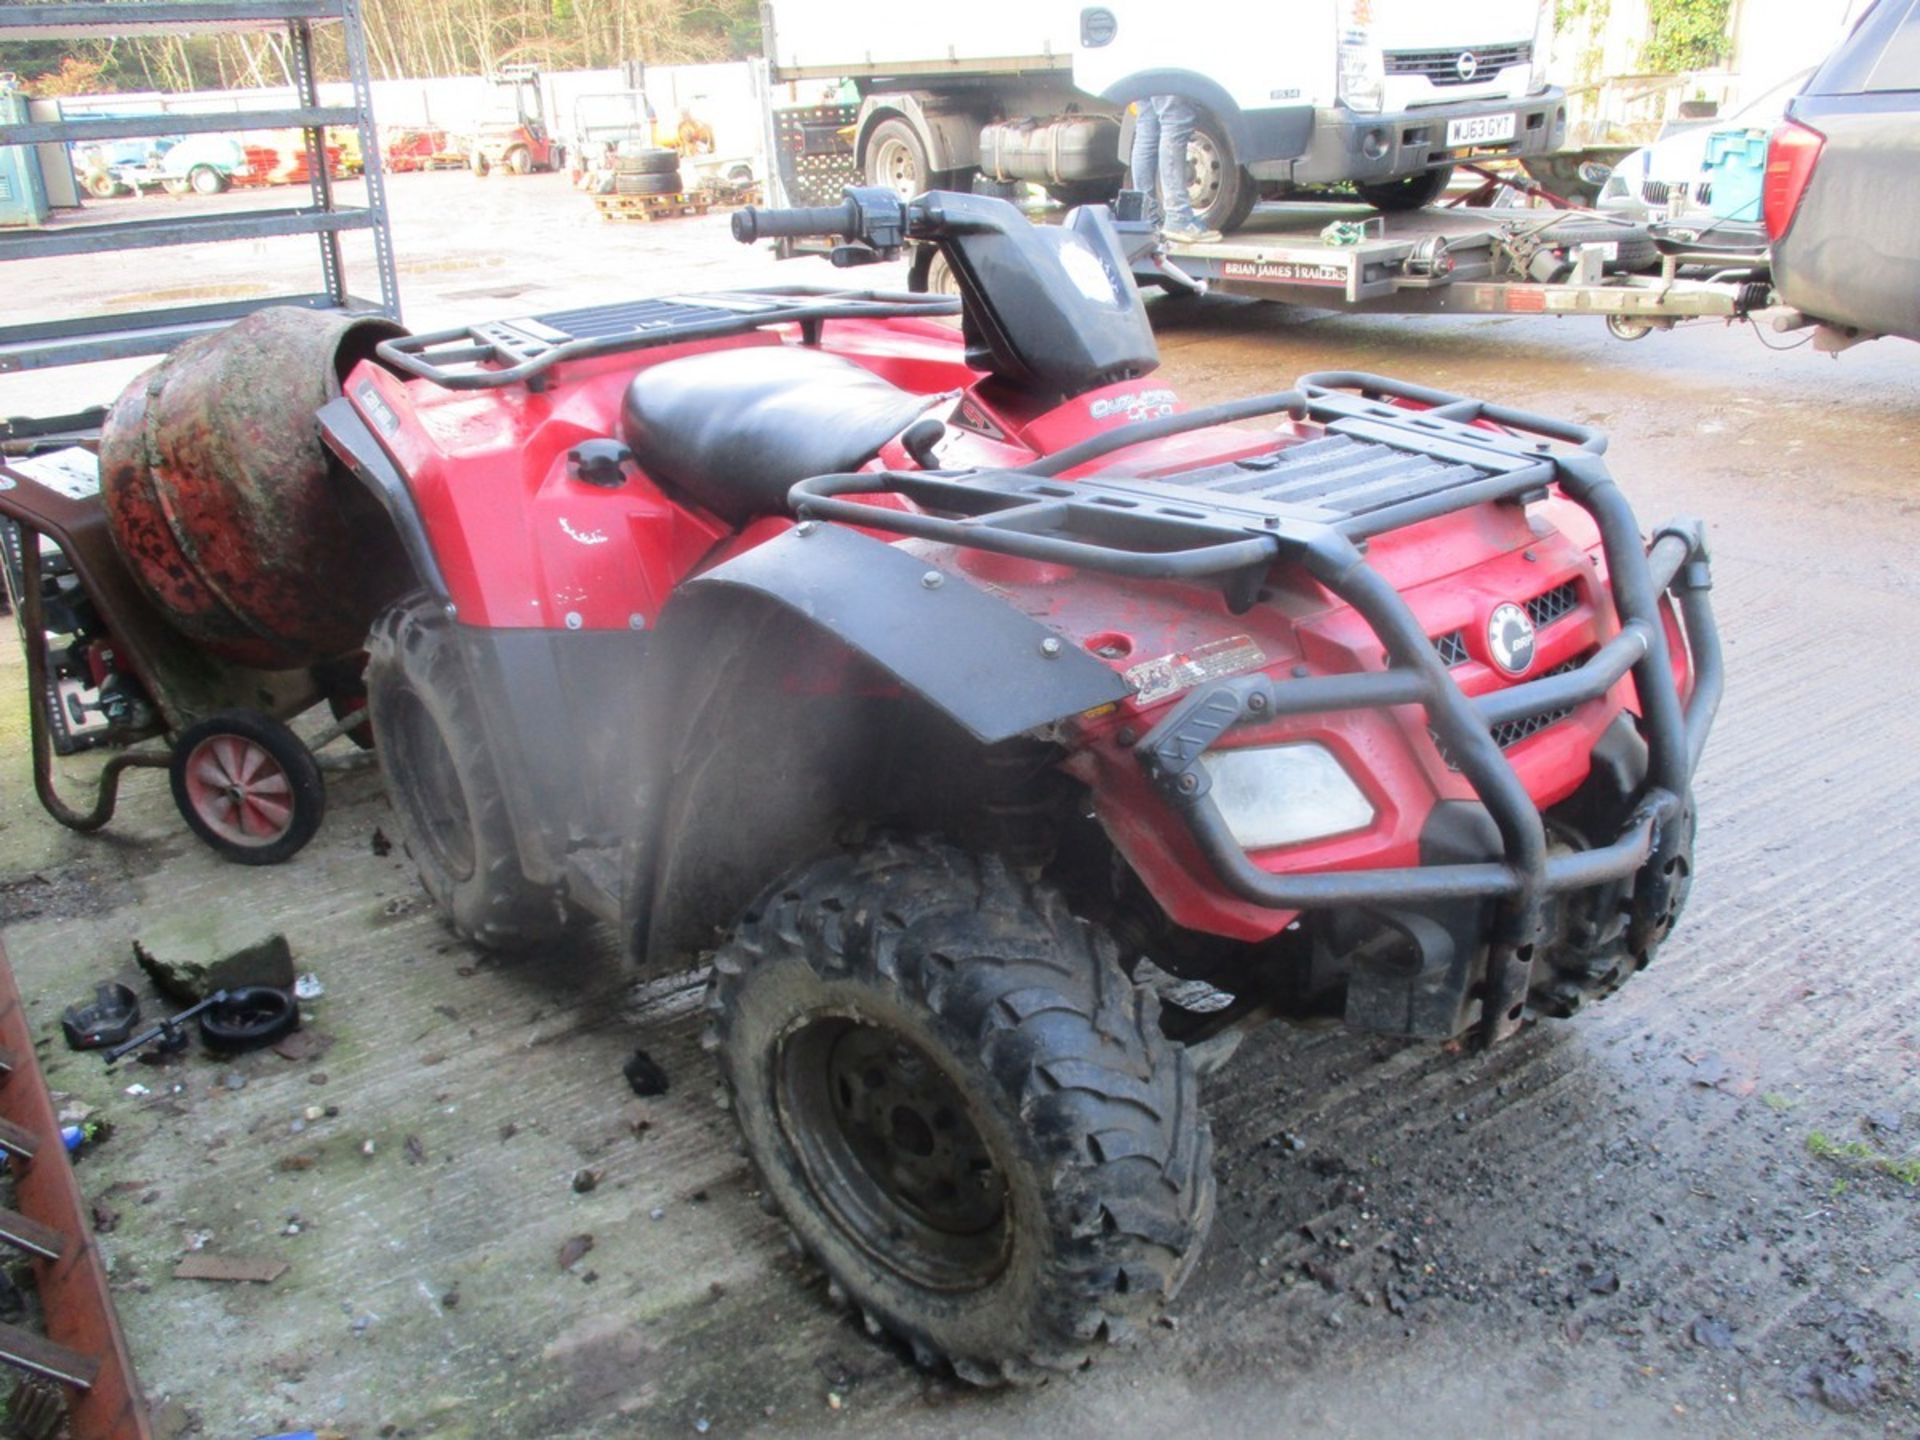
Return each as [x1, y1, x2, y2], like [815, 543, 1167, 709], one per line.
[1355, 165, 1454, 212]
[189, 164, 226, 195]
[170, 710, 325, 865]
[709, 838, 1214, 1384]
[1186, 111, 1256, 233]
[470, 152, 489, 176]
[365, 594, 567, 951]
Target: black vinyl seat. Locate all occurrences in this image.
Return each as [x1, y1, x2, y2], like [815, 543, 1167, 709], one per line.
[619, 345, 941, 526]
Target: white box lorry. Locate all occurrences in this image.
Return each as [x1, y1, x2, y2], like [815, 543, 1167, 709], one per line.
[762, 0, 1567, 230]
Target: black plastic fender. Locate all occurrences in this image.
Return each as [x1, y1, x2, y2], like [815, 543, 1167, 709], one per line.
[622, 523, 1131, 964]
[679, 523, 1128, 744]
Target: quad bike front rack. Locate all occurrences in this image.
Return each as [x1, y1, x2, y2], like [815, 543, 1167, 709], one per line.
[789, 372, 1723, 1044]
[0, 454, 369, 863]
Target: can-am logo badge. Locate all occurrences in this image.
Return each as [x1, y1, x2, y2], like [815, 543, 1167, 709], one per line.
[1455, 51, 1480, 81]
[1487, 603, 1535, 675]
[1089, 388, 1177, 423]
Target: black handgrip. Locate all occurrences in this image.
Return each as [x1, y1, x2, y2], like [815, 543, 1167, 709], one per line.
[732, 202, 860, 243]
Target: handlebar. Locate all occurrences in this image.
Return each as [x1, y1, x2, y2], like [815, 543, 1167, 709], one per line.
[731, 201, 862, 244]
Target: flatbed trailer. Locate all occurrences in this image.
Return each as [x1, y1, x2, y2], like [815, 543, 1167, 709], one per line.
[904, 199, 1774, 341]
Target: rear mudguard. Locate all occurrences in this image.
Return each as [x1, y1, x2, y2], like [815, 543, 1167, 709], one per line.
[621, 523, 1129, 964]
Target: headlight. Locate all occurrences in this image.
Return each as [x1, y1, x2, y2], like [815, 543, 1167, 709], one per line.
[1336, 0, 1384, 113]
[1529, 0, 1553, 94]
[1199, 743, 1375, 851]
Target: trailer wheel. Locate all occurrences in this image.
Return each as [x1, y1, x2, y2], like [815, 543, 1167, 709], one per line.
[866, 119, 933, 202]
[84, 173, 120, 199]
[1186, 111, 1256, 233]
[365, 595, 568, 951]
[709, 838, 1214, 1384]
[170, 710, 326, 865]
[1355, 166, 1454, 212]
[189, 164, 227, 196]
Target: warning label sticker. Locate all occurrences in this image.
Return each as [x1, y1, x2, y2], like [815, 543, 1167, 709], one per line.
[1125, 635, 1268, 705]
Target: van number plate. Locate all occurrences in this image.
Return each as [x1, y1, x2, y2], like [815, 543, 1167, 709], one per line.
[1446, 113, 1517, 148]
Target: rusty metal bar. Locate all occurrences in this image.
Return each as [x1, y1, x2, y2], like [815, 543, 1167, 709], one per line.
[0, 938, 153, 1439]
[0, 1323, 101, 1388]
[0, 1206, 69, 1261]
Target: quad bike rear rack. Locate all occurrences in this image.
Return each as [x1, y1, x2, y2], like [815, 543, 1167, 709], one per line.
[789, 372, 1722, 1044]
[376, 285, 960, 391]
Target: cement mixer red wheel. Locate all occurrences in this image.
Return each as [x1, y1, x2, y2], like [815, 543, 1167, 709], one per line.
[169, 711, 326, 865]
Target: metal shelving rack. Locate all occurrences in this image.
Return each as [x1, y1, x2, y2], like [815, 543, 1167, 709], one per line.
[0, 0, 400, 377]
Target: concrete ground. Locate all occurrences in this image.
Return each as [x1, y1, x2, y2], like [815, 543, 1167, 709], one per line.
[1, 171, 1917, 1439]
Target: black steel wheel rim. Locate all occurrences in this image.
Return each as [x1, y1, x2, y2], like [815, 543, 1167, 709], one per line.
[776, 1013, 1011, 1292]
[389, 690, 475, 882]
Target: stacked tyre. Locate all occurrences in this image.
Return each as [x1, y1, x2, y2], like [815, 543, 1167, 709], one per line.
[614, 146, 681, 198]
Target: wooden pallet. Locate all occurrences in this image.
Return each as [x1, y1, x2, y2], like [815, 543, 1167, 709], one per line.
[591, 190, 714, 223]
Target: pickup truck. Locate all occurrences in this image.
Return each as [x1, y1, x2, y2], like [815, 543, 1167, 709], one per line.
[763, 0, 1567, 231]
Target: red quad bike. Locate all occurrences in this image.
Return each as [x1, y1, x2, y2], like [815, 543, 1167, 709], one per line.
[316, 187, 1721, 1384]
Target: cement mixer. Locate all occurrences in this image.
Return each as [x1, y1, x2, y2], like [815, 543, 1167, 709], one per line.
[0, 307, 414, 863]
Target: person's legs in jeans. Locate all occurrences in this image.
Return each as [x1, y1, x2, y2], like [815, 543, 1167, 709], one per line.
[1129, 99, 1162, 221]
[1155, 94, 1201, 230]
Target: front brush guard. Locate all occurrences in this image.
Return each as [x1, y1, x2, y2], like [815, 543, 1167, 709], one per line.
[1134, 461, 1720, 1045]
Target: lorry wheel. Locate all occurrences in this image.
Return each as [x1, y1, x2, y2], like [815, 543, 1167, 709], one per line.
[1355, 166, 1454, 211]
[1186, 112, 1255, 233]
[189, 164, 226, 195]
[615, 146, 680, 176]
[365, 595, 569, 952]
[708, 838, 1214, 1384]
[170, 710, 326, 865]
[470, 153, 489, 176]
[866, 118, 932, 201]
[615, 171, 682, 196]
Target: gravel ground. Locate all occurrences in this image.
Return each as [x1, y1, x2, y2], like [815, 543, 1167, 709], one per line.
[0, 171, 1915, 1438]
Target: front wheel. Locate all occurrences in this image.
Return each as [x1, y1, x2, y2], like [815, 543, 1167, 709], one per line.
[709, 838, 1214, 1384]
[507, 146, 532, 176]
[364, 595, 568, 950]
[1355, 165, 1454, 212]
